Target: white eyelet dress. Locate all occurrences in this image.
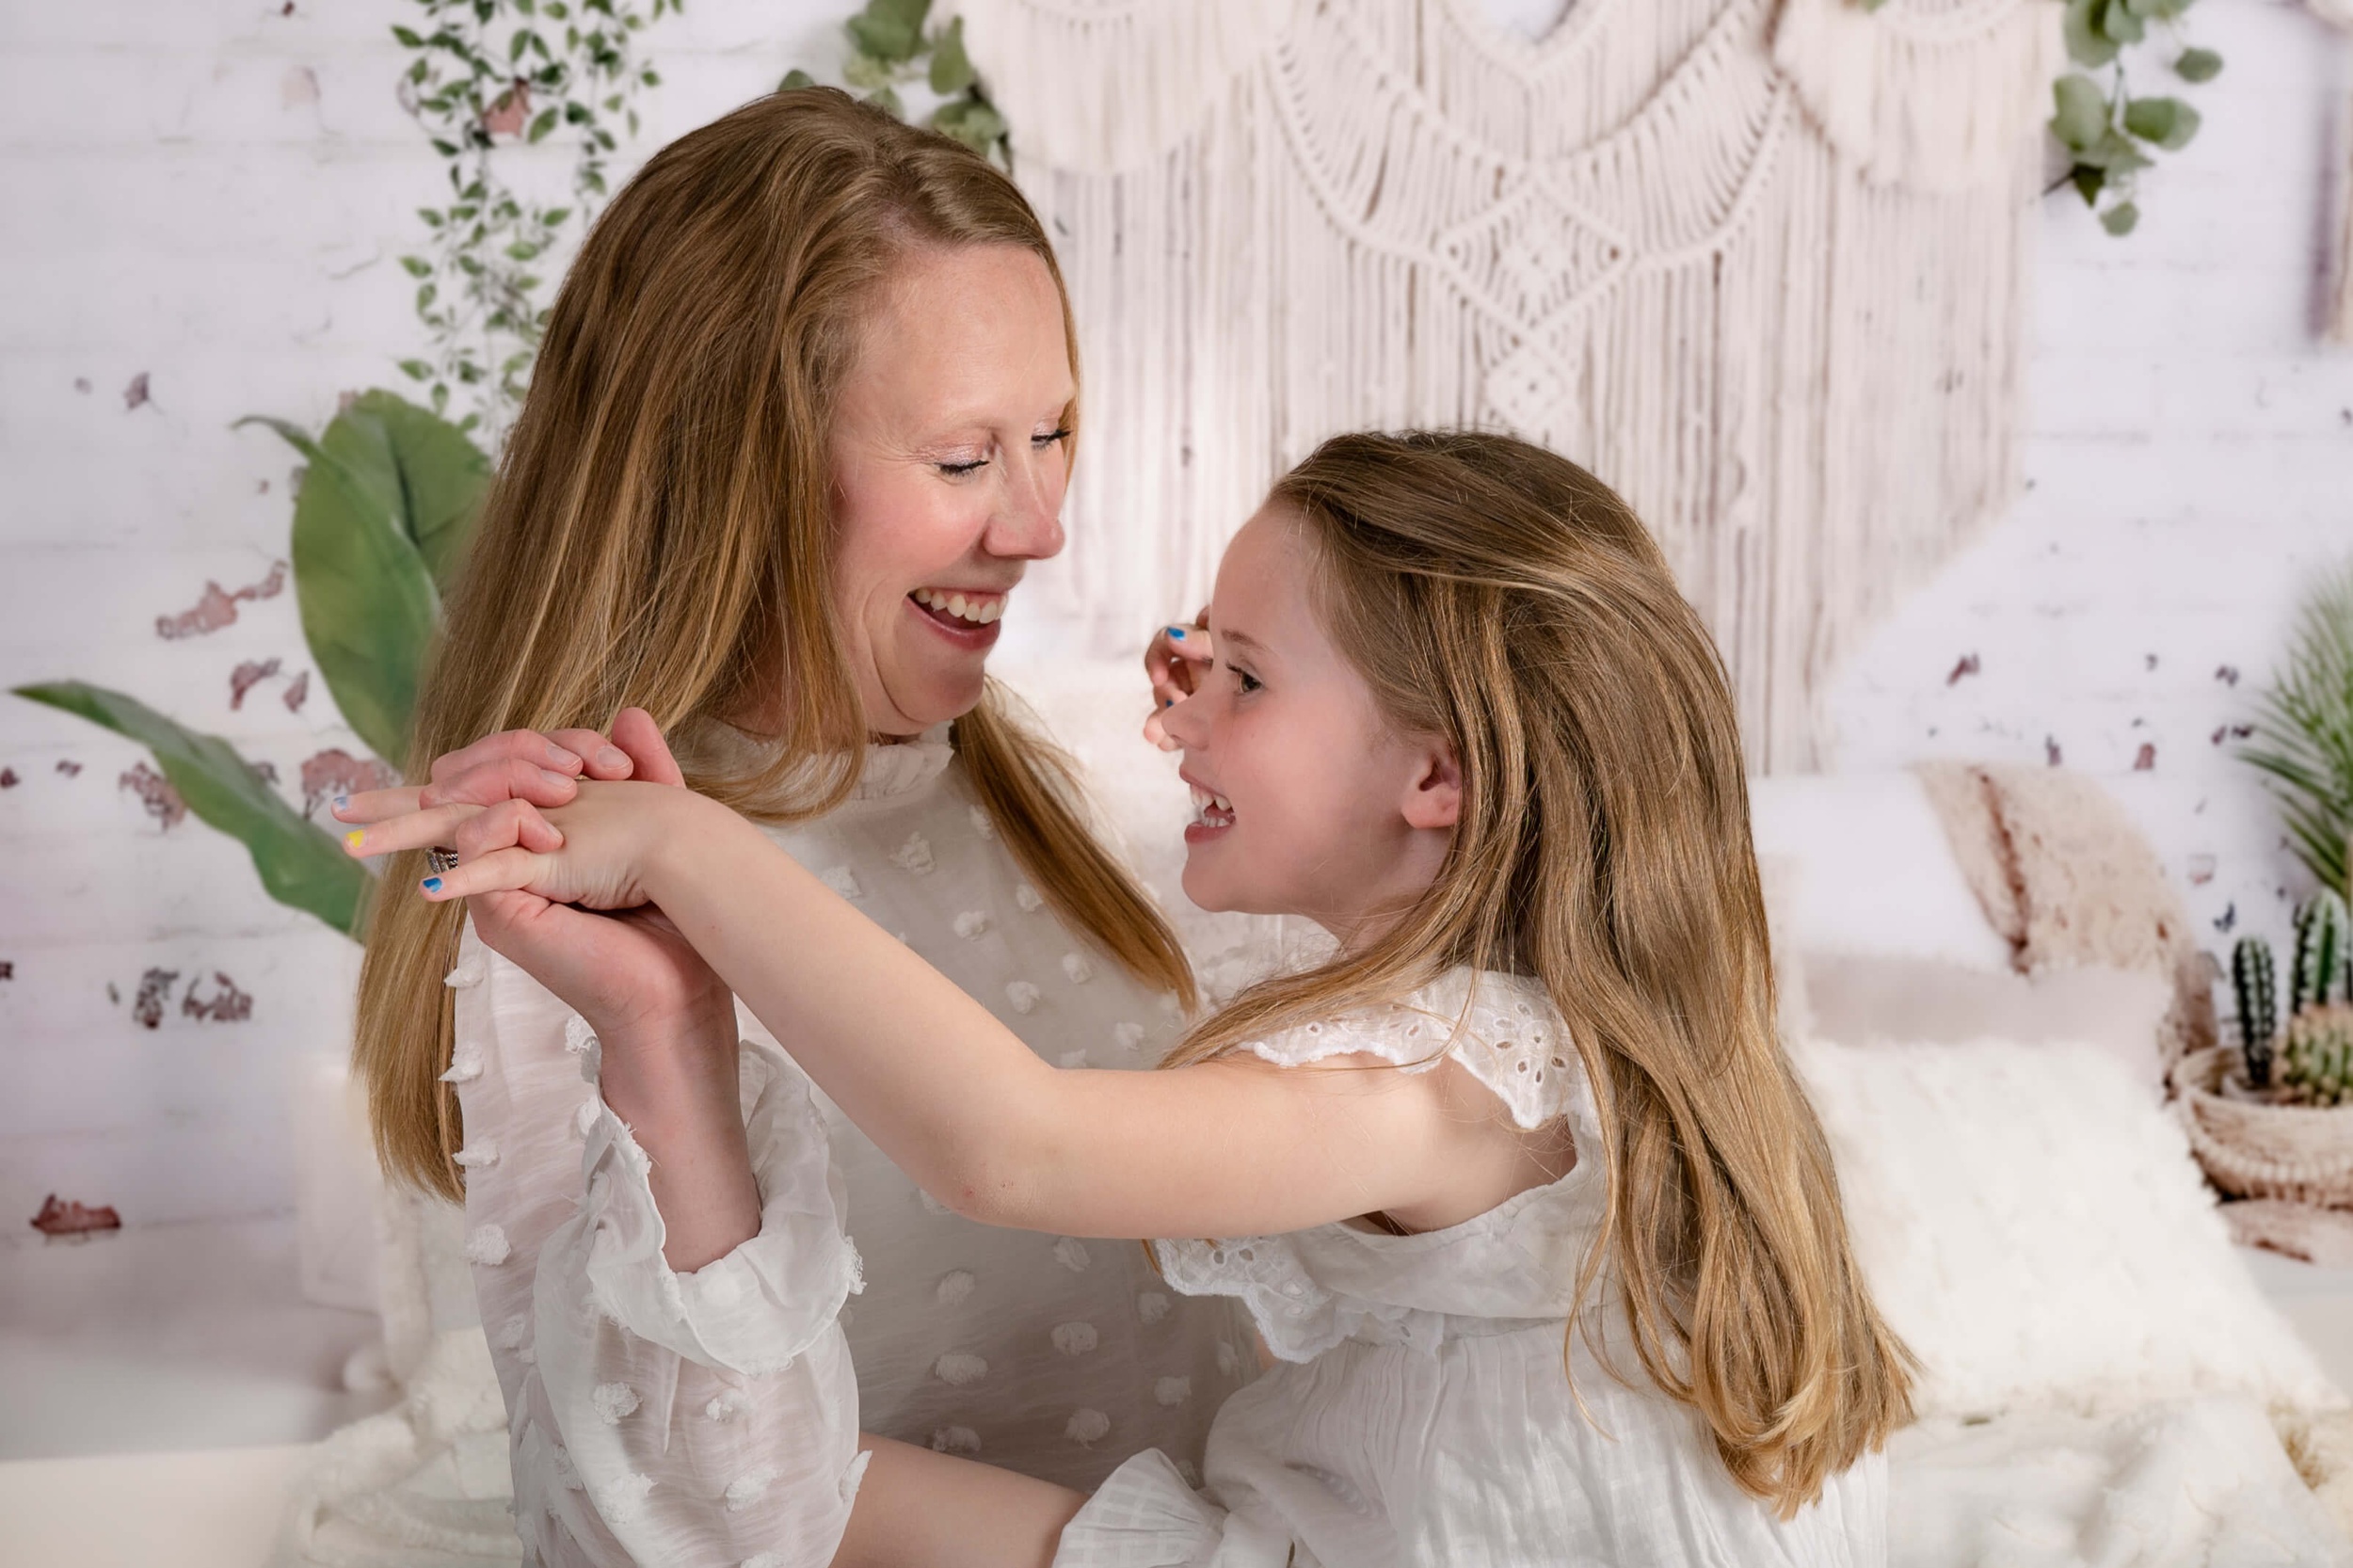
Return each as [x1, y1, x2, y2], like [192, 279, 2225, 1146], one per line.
[1053, 968, 1889, 1568]
[450, 726, 1255, 1567]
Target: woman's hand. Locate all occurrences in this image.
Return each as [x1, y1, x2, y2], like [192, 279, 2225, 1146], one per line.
[1141, 609, 1213, 751]
[335, 711, 727, 1042]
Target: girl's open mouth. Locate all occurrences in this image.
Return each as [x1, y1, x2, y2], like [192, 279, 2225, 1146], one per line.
[1186, 783, 1236, 842]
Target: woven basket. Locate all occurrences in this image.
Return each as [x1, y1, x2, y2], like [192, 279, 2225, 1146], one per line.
[2173, 1045, 2353, 1208]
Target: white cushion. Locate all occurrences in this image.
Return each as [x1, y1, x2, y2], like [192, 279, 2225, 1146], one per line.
[1802, 956, 2173, 1095]
[1748, 774, 2013, 971]
[1794, 1035, 2345, 1420]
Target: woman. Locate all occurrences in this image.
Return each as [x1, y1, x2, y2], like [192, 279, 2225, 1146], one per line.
[346, 88, 1251, 1565]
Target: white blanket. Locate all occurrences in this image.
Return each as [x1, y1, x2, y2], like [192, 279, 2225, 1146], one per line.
[1890, 1397, 2351, 1568]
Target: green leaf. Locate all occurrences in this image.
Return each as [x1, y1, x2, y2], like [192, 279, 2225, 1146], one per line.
[11, 682, 369, 937]
[235, 393, 490, 763]
[929, 15, 974, 95]
[2175, 46, 2223, 83]
[2070, 163, 2106, 206]
[2077, 129, 2153, 173]
[400, 254, 433, 278]
[392, 24, 424, 46]
[2101, 200, 2141, 235]
[846, 0, 926, 64]
[864, 84, 904, 120]
[527, 105, 560, 141]
[399, 358, 434, 380]
[2123, 95, 2201, 151]
[2063, 0, 2119, 66]
[2052, 72, 2110, 152]
[932, 96, 1007, 155]
[2099, 0, 2146, 44]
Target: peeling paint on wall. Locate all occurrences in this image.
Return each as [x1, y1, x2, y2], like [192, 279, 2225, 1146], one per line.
[30, 1195, 121, 1238]
[118, 761, 186, 829]
[131, 968, 180, 1030]
[299, 747, 395, 816]
[230, 658, 283, 709]
[182, 971, 253, 1023]
[154, 560, 287, 640]
[282, 670, 310, 712]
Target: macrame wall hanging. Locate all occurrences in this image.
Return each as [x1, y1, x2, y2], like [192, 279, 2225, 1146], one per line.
[952, 0, 2061, 771]
[2313, 0, 2353, 344]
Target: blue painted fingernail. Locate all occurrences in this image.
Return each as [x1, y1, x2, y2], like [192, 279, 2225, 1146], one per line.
[1163, 698, 1175, 708]
[1166, 626, 1186, 640]
[421, 876, 443, 894]
[331, 793, 349, 811]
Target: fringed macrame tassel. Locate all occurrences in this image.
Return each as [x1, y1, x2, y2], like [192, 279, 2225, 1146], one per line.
[2315, 6, 2353, 343]
[1771, 0, 2063, 192]
[946, 0, 1296, 173]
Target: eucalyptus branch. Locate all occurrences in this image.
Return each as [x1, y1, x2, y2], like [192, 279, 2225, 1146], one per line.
[391, 0, 680, 443]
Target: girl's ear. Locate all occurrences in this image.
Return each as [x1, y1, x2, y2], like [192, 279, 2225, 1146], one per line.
[1401, 738, 1462, 830]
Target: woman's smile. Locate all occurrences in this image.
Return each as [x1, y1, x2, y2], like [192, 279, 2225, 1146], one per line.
[906, 584, 1010, 650]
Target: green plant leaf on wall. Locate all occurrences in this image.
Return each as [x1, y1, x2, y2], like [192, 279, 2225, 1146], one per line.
[928, 15, 974, 95]
[2062, 0, 2120, 67]
[2243, 561, 2353, 903]
[338, 391, 493, 589]
[2123, 96, 2201, 152]
[11, 681, 369, 938]
[2052, 72, 2111, 152]
[2175, 47, 2223, 84]
[847, 0, 929, 64]
[236, 401, 453, 772]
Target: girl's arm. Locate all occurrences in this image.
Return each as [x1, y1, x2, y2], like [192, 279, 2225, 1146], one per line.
[434, 781, 1513, 1242]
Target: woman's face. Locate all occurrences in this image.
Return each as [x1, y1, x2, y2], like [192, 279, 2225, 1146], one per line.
[828, 243, 1075, 737]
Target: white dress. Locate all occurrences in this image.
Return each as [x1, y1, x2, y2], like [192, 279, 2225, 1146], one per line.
[448, 727, 1255, 1567]
[1053, 968, 1889, 1568]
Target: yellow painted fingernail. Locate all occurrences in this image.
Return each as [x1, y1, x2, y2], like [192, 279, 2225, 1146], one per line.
[344, 829, 365, 851]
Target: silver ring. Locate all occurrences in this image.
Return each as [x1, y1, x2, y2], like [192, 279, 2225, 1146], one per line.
[426, 846, 460, 875]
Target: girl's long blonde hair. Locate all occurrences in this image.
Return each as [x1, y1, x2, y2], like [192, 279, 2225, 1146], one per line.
[1164, 430, 1913, 1516]
[359, 88, 1193, 1202]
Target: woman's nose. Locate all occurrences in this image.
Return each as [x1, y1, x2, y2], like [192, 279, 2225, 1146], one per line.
[984, 453, 1066, 562]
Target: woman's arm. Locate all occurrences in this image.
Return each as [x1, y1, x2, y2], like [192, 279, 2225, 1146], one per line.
[432, 781, 1515, 1242]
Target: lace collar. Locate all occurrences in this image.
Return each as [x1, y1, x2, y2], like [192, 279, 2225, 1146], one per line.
[675, 719, 955, 806]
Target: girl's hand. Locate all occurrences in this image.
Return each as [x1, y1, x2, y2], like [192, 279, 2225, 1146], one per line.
[338, 711, 729, 1044]
[1141, 609, 1213, 751]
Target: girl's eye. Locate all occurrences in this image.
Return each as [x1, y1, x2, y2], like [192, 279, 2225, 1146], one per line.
[1231, 667, 1261, 696]
[1033, 426, 1073, 450]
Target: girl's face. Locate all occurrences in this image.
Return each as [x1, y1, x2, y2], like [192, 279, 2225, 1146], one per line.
[1160, 506, 1461, 947]
[828, 243, 1075, 737]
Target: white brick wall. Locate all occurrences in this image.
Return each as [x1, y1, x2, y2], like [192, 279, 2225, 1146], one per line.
[1, 0, 2347, 1232]
[1827, 0, 2353, 984]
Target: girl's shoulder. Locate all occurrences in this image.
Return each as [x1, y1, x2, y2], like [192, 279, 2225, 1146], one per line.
[1231, 968, 1593, 1134]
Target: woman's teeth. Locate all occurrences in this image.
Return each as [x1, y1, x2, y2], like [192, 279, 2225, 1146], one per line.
[913, 587, 1004, 626]
[1189, 784, 1235, 826]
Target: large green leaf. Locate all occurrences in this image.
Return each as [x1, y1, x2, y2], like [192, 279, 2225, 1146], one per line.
[238, 392, 488, 770]
[13, 681, 369, 938]
[339, 391, 492, 590]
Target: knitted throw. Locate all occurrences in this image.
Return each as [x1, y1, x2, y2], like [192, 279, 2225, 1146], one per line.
[952, 0, 2060, 769]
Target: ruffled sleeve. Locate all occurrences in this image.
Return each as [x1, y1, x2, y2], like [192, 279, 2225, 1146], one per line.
[452, 921, 866, 1567]
[569, 1038, 863, 1375]
[1234, 968, 1593, 1134]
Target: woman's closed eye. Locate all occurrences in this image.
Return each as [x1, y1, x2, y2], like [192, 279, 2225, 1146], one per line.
[936, 427, 1072, 478]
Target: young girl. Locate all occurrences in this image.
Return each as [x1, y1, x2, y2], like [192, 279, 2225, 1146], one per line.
[358, 429, 1912, 1565]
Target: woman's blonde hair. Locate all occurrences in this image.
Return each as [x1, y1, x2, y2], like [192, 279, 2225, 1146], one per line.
[359, 88, 1193, 1202]
[1163, 430, 1913, 1515]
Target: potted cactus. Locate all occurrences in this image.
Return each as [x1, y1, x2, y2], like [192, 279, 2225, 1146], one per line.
[2179, 890, 2353, 1206]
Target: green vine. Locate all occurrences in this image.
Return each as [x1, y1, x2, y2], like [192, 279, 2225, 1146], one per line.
[391, 0, 680, 440]
[782, 0, 1010, 168]
[2047, 0, 2219, 236]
